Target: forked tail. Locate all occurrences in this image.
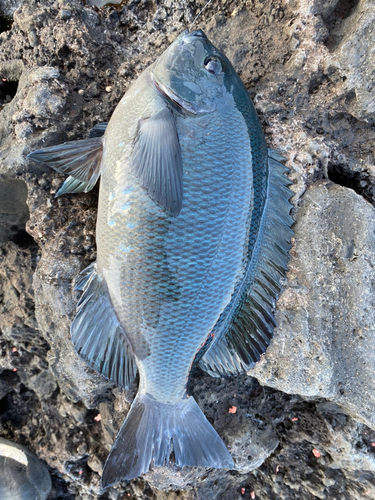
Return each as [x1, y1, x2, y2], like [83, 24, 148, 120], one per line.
[101, 393, 234, 488]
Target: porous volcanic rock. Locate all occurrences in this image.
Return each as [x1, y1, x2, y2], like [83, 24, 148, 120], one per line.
[1, 0, 375, 498]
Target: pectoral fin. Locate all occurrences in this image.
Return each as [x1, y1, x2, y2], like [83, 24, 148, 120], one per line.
[130, 108, 183, 217]
[27, 136, 103, 195]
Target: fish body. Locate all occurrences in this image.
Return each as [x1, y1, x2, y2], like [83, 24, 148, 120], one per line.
[99, 65, 255, 403]
[28, 30, 293, 487]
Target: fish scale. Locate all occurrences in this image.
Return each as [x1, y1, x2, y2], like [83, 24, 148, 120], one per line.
[27, 30, 293, 486]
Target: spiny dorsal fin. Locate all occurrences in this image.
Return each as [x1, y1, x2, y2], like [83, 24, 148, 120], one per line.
[130, 108, 183, 217]
[199, 151, 294, 377]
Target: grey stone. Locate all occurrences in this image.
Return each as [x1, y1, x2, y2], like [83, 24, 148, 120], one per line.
[60, 9, 72, 20]
[0, 0, 22, 20]
[312, 0, 341, 19]
[28, 370, 57, 400]
[224, 411, 279, 473]
[316, 402, 375, 472]
[329, 0, 375, 123]
[28, 28, 38, 48]
[0, 60, 24, 84]
[252, 182, 375, 429]
[0, 437, 52, 500]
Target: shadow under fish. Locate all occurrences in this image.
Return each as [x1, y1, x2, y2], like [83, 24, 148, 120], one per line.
[27, 29, 294, 488]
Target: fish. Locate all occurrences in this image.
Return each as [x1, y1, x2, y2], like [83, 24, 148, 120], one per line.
[27, 29, 294, 488]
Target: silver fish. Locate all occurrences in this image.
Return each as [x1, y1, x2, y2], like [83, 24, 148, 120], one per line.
[28, 30, 293, 487]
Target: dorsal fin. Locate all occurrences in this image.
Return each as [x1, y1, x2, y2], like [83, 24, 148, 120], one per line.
[89, 122, 108, 138]
[199, 151, 294, 377]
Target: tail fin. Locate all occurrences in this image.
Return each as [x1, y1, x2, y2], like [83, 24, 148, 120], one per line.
[101, 393, 233, 488]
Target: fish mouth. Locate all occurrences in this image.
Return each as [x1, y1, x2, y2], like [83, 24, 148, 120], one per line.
[152, 75, 198, 115]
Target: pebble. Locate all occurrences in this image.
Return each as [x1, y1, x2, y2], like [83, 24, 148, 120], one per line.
[60, 9, 72, 19]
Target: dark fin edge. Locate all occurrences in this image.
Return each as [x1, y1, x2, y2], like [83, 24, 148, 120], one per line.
[27, 137, 103, 195]
[71, 263, 137, 389]
[89, 122, 108, 138]
[130, 108, 183, 217]
[101, 393, 233, 488]
[199, 152, 294, 378]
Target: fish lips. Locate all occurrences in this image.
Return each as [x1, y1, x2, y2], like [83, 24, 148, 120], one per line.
[151, 73, 215, 115]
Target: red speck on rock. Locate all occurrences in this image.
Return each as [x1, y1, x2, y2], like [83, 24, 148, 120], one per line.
[12, 347, 17, 352]
[371, 443, 375, 447]
[78, 470, 83, 475]
[291, 417, 298, 422]
[276, 465, 280, 473]
[241, 487, 245, 495]
[251, 491, 256, 499]
[228, 406, 237, 414]
[94, 414, 102, 422]
[312, 449, 321, 458]
[12, 368, 17, 372]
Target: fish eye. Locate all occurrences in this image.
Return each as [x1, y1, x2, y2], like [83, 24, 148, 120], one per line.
[204, 56, 224, 75]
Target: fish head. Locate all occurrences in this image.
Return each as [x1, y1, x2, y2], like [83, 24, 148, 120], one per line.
[151, 30, 235, 115]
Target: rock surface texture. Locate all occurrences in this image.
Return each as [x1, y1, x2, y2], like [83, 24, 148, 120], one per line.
[1, 0, 375, 499]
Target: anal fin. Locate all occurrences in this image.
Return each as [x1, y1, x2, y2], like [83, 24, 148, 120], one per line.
[71, 263, 137, 389]
[55, 175, 98, 197]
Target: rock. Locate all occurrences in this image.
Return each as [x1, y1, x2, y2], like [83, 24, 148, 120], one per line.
[316, 402, 375, 472]
[0, 0, 22, 21]
[1, 0, 375, 498]
[327, 0, 375, 123]
[0, 437, 52, 500]
[0, 178, 29, 243]
[252, 182, 375, 428]
[28, 370, 57, 400]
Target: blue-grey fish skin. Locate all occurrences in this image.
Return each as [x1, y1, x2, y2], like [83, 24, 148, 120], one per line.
[97, 46, 263, 405]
